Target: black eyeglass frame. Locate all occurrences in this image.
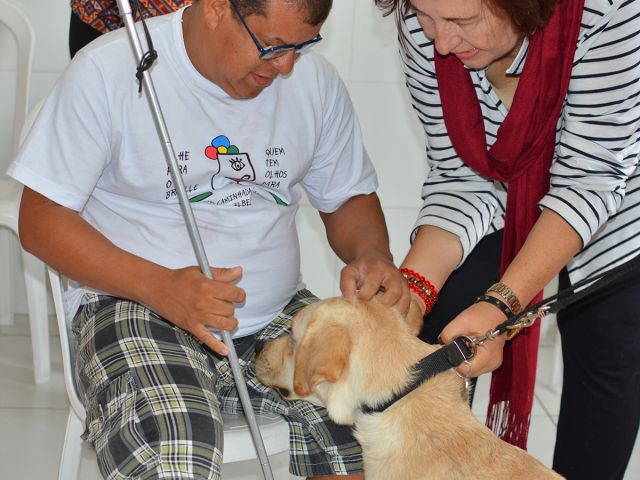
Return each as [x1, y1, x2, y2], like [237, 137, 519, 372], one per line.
[228, 0, 323, 60]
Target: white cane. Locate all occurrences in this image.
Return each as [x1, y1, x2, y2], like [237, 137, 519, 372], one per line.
[114, 1, 275, 478]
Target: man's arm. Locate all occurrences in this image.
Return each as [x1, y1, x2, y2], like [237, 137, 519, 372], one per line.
[319, 192, 410, 312]
[19, 186, 243, 355]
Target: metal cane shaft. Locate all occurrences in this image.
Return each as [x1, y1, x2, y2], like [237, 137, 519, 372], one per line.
[114, 2, 274, 478]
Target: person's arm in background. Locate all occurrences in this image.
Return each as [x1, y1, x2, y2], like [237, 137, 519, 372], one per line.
[19, 187, 243, 356]
[319, 192, 410, 314]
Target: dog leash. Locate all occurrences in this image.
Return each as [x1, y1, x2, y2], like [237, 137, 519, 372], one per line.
[361, 336, 476, 414]
[471, 253, 640, 348]
[362, 254, 640, 415]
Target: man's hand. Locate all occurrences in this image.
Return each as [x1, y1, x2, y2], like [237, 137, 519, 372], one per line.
[149, 266, 246, 356]
[319, 193, 410, 312]
[340, 254, 411, 314]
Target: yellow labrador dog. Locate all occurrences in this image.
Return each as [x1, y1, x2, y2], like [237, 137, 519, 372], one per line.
[255, 296, 562, 480]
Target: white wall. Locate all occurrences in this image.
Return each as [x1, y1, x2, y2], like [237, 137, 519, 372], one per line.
[0, 0, 425, 309]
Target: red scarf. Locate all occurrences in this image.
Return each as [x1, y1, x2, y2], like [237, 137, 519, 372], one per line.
[434, 0, 584, 448]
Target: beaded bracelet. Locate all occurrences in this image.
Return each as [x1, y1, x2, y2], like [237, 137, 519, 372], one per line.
[400, 267, 438, 315]
[475, 294, 513, 319]
[405, 278, 434, 314]
[401, 267, 438, 303]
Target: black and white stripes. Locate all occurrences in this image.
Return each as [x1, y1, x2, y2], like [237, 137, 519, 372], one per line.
[400, 0, 640, 283]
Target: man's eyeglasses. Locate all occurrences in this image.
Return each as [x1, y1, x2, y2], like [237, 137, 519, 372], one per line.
[229, 0, 322, 60]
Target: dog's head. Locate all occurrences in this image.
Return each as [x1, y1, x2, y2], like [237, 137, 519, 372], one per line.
[255, 296, 427, 425]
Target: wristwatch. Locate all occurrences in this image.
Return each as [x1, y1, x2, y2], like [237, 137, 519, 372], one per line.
[487, 282, 523, 315]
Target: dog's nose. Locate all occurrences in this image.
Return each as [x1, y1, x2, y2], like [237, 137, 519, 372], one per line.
[255, 340, 266, 356]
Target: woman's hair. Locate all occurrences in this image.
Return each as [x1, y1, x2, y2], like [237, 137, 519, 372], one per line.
[236, 0, 333, 26]
[373, 0, 561, 37]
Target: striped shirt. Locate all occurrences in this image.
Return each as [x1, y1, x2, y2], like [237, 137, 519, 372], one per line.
[70, 0, 190, 33]
[399, 0, 640, 283]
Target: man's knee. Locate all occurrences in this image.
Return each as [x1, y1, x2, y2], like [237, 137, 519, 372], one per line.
[84, 372, 224, 479]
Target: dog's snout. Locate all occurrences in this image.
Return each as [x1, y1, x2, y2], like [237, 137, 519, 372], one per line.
[255, 340, 266, 356]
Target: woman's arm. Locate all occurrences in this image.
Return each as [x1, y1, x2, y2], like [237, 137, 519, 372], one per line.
[401, 225, 463, 292]
[399, 11, 502, 263]
[438, 209, 582, 376]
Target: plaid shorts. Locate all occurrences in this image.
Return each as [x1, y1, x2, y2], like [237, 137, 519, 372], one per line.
[72, 289, 363, 479]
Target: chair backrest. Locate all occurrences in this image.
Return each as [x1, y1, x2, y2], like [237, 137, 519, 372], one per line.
[0, 0, 35, 155]
[48, 267, 86, 421]
[19, 97, 44, 146]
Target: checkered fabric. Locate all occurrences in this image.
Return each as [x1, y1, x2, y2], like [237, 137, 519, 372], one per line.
[73, 289, 363, 479]
[70, 0, 191, 34]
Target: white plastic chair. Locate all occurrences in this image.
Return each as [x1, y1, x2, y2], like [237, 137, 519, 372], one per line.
[0, 0, 32, 152]
[0, 0, 50, 384]
[48, 267, 290, 479]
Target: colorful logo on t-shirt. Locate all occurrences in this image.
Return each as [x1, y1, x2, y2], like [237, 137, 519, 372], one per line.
[189, 134, 287, 206]
[206, 135, 256, 185]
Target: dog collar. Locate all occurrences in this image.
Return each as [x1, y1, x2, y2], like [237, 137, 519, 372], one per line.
[361, 336, 475, 415]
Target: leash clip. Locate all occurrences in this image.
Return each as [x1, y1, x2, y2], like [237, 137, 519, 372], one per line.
[507, 305, 552, 332]
[452, 335, 477, 362]
[471, 328, 500, 347]
[474, 304, 553, 345]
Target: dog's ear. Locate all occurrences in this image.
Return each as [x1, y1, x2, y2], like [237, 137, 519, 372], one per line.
[293, 323, 351, 397]
[405, 297, 425, 336]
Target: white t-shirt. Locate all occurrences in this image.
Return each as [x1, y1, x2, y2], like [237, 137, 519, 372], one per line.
[8, 9, 377, 337]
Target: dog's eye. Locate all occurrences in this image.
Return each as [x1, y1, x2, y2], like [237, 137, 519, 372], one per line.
[275, 386, 290, 398]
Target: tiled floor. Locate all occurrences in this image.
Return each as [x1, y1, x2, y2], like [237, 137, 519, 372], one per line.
[1, 313, 638, 479]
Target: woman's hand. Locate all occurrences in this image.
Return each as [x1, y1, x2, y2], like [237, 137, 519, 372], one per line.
[439, 300, 507, 377]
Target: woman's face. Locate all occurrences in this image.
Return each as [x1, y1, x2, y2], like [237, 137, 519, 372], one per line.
[410, 0, 521, 70]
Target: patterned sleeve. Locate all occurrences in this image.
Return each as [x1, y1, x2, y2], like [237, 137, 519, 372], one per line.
[540, 0, 640, 248]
